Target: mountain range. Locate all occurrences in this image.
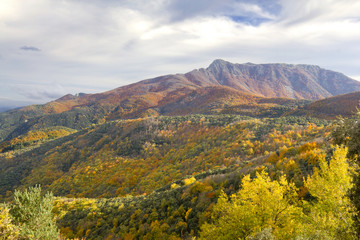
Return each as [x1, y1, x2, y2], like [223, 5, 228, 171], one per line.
[2, 59, 360, 239]
[1, 59, 360, 142]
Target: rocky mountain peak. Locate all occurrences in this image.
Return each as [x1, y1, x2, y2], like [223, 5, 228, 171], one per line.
[207, 59, 233, 72]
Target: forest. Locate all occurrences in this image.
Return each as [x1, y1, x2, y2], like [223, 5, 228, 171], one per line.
[3, 0, 360, 238]
[0, 113, 359, 239]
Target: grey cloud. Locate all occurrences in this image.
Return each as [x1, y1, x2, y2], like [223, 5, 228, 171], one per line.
[164, 0, 280, 23]
[0, 97, 37, 112]
[165, 0, 226, 21]
[15, 84, 66, 100]
[81, 0, 278, 25]
[1, 0, 360, 107]
[20, 46, 41, 51]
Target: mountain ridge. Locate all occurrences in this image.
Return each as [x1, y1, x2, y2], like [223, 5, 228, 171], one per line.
[204, 59, 360, 99]
[26, 59, 360, 114]
[1, 59, 360, 142]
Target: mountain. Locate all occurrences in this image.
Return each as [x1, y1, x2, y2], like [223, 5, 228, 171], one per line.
[18, 60, 360, 113]
[203, 59, 360, 99]
[1, 59, 358, 239]
[0, 59, 359, 142]
[292, 91, 360, 118]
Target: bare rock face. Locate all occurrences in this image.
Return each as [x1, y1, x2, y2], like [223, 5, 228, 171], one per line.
[199, 59, 360, 100]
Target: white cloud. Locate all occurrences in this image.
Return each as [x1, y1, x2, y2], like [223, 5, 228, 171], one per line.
[14, 83, 67, 100]
[1, 0, 360, 106]
[278, 0, 360, 27]
[232, 2, 276, 20]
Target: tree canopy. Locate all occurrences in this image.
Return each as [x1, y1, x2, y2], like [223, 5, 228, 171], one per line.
[10, 185, 59, 240]
[200, 146, 355, 239]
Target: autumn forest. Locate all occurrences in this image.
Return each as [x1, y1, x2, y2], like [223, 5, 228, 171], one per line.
[2, 61, 360, 239]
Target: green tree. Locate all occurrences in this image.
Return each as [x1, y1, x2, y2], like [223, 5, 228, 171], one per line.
[0, 204, 19, 240]
[10, 185, 59, 240]
[199, 171, 303, 240]
[302, 146, 355, 239]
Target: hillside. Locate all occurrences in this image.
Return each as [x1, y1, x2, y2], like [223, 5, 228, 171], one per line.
[0, 114, 333, 239]
[0, 86, 304, 142]
[1, 59, 358, 142]
[0, 115, 329, 200]
[1, 60, 359, 239]
[293, 91, 360, 118]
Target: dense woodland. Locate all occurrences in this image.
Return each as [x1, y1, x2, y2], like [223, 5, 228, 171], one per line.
[2, 112, 358, 239]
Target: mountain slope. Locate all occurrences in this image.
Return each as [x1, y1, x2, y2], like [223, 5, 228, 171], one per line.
[202, 59, 360, 99]
[0, 59, 359, 142]
[292, 91, 360, 118]
[0, 115, 330, 200]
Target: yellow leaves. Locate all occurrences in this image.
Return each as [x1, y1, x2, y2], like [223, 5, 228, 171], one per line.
[0, 151, 14, 159]
[284, 159, 297, 171]
[303, 146, 355, 238]
[201, 171, 303, 240]
[55, 198, 99, 215]
[5, 116, 331, 201]
[171, 183, 180, 189]
[183, 177, 196, 186]
[246, 147, 254, 155]
[266, 152, 279, 163]
[255, 165, 265, 172]
[305, 146, 353, 204]
[118, 203, 124, 210]
[0, 127, 76, 154]
[158, 129, 174, 137]
[185, 208, 192, 221]
[299, 142, 318, 153]
[276, 158, 283, 169]
[278, 145, 288, 158]
[300, 148, 325, 165]
[0, 205, 19, 239]
[130, 209, 142, 220]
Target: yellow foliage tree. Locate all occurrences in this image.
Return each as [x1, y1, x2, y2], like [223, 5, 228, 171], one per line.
[302, 146, 355, 239]
[183, 177, 196, 186]
[199, 171, 303, 240]
[0, 205, 19, 240]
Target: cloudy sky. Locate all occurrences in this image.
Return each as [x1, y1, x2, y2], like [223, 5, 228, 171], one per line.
[1, 0, 360, 110]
